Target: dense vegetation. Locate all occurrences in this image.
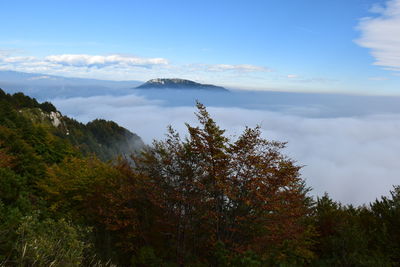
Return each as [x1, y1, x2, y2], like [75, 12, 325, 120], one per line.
[1, 89, 400, 266]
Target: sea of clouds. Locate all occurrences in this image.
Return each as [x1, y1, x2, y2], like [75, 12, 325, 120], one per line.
[50, 90, 400, 206]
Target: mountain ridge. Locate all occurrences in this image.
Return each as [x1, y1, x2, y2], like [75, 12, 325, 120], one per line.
[0, 88, 144, 161]
[0, 70, 143, 99]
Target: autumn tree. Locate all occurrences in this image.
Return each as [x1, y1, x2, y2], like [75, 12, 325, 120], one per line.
[134, 102, 314, 265]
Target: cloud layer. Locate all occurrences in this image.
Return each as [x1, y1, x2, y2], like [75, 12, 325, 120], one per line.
[0, 53, 168, 69]
[0, 53, 173, 80]
[194, 63, 271, 73]
[356, 0, 400, 72]
[51, 93, 400, 206]
[0, 51, 270, 83]
[44, 54, 168, 68]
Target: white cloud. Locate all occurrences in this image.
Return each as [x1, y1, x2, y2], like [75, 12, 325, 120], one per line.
[287, 74, 299, 79]
[4, 56, 37, 63]
[0, 48, 23, 57]
[0, 52, 174, 80]
[369, 3, 386, 14]
[189, 63, 271, 73]
[27, 75, 52, 80]
[0, 51, 273, 84]
[44, 54, 168, 68]
[368, 76, 389, 81]
[208, 64, 270, 72]
[356, 0, 400, 72]
[0, 53, 169, 76]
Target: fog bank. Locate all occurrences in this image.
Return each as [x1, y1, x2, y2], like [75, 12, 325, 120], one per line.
[52, 92, 400, 205]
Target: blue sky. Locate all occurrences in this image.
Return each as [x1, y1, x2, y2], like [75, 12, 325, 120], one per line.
[1, 0, 400, 94]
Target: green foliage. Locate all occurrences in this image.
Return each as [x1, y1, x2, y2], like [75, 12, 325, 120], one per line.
[86, 119, 144, 160]
[13, 215, 90, 266]
[59, 117, 143, 161]
[369, 186, 400, 263]
[0, 168, 26, 205]
[131, 246, 164, 267]
[0, 201, 26, 263]
[38, 156, 124, 222]
[10, 92, 41, 110]
[0, 89, 141, 265]
[312, 194, 393, 266]
[212, 242, 263, 267]
[38, 101, 57, 113]
[231, 252, 263, 267]
[0, 88, 142, 162]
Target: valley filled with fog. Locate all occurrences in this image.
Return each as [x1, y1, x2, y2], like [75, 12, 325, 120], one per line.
[3, 71, 400, 205]
[30, 85, 399, 206]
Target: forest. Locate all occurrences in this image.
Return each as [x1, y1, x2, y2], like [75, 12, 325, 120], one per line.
[0, 88, 399, 266]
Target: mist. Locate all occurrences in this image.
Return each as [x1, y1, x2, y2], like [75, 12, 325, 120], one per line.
[48, 89, 400, 206]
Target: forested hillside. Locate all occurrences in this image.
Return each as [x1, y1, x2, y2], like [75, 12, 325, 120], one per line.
[0, 89, 143, 161]
[0, 90, 400, 266]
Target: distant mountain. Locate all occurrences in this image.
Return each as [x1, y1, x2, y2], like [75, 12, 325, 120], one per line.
[136, 78, 228, 91]
[0, 70, 142, 99]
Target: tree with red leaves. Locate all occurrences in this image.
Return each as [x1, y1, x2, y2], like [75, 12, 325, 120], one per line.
[134, 102, 315, 265]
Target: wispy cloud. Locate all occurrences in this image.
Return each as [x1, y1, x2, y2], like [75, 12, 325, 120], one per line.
[0, 50, 273, 83]
[44, 54, 168, 68]
[0, 48, 24, 57]
[356, 0, 400, 72]
[282, 74, 336, 84]
[206, 64, 271, 72]
[368, 76, 389, 81]
[0, 52, 171, 79]
[188, 63, 271, 73]
[0, 53, 168, 69]
[3, 56, 37, 63]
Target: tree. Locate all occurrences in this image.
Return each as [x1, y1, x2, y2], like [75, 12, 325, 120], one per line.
[38, 156, 123, 223]
[312, 194, 393, 266]
[370, 186, 400, 263]
[134, 102, 314, 265]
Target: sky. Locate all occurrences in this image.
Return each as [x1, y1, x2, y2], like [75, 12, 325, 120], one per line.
[1, 0, 400, 94]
